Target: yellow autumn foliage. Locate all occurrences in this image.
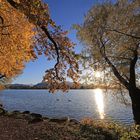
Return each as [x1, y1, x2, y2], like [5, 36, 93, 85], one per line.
[0, 0, 36, 79]
[0, 0, 79, 92]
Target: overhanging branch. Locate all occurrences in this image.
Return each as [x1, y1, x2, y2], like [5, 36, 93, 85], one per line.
[0, 74, 5, 79]
[6, 0, 60, 78]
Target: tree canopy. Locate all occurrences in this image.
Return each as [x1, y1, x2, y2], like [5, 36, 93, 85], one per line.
[75, 0, 140, 89]
[0, 0, 79, 92]
[75, 0, 140, 124]
[0, 0, 35, 83]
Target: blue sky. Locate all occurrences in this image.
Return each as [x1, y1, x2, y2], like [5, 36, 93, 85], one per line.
[13, 0, 98, 84]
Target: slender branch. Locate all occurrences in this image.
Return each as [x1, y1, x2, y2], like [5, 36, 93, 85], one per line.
[123, 74, 129, 82]
[6, 0, 20, 9]
[0, 25, 11, 28]
[107, 55, 131, 60]
[0, 16, 4, 24]
[119, 83, 129, 105]
[1, 33, 10, 36]
[41, 26, 60, 78]
[0, 74, 5, 79]
[105, 28, 140, 40]
[99, 39, 129, 89]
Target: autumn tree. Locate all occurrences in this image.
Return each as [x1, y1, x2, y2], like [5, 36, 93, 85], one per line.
[0, 0, 79, 92]
[75, 0, 140, 124]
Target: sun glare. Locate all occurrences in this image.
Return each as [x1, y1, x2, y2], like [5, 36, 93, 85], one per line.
[95, 71, 101, 78]
[94, 88, 105, 119]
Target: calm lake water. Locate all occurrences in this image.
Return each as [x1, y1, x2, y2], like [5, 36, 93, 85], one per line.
[0, 89, 133, 125]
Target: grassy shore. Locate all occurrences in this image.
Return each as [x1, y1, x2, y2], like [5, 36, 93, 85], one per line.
[0, 107, 139, 140]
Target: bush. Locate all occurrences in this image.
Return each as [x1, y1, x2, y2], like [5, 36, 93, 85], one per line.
[80, 118, 140, 140]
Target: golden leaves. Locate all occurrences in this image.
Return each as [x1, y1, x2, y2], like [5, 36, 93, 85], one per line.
[75, 0, 140, 86]
[0, 0, 79, 92]
[0, 0, 36, 80]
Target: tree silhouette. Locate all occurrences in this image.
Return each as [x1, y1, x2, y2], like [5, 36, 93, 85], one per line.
[75, 0, 140, 124]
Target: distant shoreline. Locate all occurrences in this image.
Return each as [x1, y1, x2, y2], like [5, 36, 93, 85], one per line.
[4, 87, 121, 90]
[5, 82, 124, 90]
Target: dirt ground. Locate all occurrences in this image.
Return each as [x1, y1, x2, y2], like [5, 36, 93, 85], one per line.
[0, 116, 82, 140]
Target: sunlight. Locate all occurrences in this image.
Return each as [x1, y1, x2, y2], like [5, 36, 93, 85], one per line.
[95, 71, 101, 78]
[94, 88, 105, 119]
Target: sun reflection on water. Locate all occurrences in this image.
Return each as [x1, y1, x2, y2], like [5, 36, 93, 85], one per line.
[94, 88, 105, 119]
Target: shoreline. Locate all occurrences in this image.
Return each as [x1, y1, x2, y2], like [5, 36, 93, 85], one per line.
[0, 104, 79, 124]
[0, 104, 139, 140]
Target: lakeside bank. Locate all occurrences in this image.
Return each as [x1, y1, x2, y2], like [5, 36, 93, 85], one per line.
[0, 104, 139, 140]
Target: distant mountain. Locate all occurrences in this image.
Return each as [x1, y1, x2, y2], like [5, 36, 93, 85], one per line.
[6, 84, 33, 89]
[5, 82, 95, 89]
[33, 81, 73, 89]
[33, 82, 48, 89]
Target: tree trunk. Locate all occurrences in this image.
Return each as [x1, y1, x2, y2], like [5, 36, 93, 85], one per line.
[129, 87, 140, 124]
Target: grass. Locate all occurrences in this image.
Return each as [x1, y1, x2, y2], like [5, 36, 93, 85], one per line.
[80, 118, 140, 140]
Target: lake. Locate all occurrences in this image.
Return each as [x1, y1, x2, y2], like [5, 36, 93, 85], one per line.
[0, 89, 133, 125]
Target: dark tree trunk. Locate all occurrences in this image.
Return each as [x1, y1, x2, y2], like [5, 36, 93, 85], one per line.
[129, 87, 140, 124]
